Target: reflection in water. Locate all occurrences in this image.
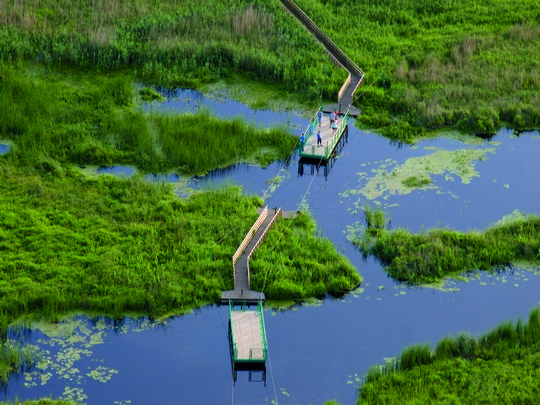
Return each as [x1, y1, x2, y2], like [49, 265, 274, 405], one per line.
[96, 166, 136, 177]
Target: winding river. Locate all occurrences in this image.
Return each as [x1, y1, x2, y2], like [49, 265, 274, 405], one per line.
[2, 91, 540, 404]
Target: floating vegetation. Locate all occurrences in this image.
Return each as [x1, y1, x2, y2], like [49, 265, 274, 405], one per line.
[18, 316, 163, 403]
[139, 87, 165, 103]
[262, 168, 290, 199]
[343, 148, 495, 202]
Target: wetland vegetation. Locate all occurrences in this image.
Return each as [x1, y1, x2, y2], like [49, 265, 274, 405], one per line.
[354, 208, 540, 284]
[0, 64, 297, 175]
[358, 307, 540, 404]
[1, 0, 539, 402]
[2, 0, 538, 139]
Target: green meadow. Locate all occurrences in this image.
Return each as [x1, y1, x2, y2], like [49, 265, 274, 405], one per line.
[358, 307, 540, 404]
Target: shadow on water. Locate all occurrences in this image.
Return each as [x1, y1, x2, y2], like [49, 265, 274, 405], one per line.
[2, 88, 540, 404]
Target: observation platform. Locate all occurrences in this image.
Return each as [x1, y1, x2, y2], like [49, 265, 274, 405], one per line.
[299, 107, 350, 160]
[229, 301, 267, 363]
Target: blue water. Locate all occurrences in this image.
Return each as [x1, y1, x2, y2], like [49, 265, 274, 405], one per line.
[0, 144, 10, 154]
[96, 166, 137, 177]
[2, 91, 540, 404]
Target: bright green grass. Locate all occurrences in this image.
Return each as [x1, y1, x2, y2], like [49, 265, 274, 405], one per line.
[0, 400, 76, 405]
[353, 209, 540, 284]
[0, 163, 361, 323]
[0, 0, 345, 101]
[358, 307, 540, 404]
[0, 64, 297, 175]
[295, 0, 540, 139]
[251, 212, 362, 299]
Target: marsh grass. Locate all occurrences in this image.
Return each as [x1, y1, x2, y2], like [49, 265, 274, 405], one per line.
[293, 0, 540, 139]
[359, 307, 540, 404]
[1, 400, 75, 405]
[0, 65, 297, 175]
[250, 212, 362, 300]
[354, 211, 540, 284]
[0, 0, 344, 99]
[0, 341, 38, 385]
[0, 163, 360, 322]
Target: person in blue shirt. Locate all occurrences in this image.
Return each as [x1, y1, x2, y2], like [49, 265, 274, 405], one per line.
[317, 131, 322, 146]
[317, 110, 323, 127]
[300, 134, 305, 150]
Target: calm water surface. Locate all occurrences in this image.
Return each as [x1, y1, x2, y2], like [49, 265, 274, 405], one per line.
[2, 91, 540, 404]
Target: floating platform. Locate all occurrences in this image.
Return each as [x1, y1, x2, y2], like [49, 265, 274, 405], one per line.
[299, 107, 350, 160]
[229, 301, 267, 364]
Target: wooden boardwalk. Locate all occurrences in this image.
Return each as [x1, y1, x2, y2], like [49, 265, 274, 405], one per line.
[221, 206, 282, 304]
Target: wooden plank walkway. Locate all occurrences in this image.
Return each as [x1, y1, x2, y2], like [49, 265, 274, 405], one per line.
[230, 310, 265, 361]
[221, 207, 282, 303]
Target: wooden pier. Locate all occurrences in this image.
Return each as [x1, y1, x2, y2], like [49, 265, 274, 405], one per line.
[299, 107, 349, 161]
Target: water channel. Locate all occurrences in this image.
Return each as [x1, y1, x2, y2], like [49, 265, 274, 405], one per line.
[2, 91, 540, 404]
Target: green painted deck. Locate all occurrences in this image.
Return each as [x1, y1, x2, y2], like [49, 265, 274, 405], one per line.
[229, 301, 267, 363]
[299, 108, 350, 160]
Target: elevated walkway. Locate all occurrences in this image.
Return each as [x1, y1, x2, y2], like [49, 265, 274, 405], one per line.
[221, 206, 282, 304]
[279, 0, 364, 112]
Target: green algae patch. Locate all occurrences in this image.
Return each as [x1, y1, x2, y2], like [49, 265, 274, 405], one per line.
[345, 147, 495, 201]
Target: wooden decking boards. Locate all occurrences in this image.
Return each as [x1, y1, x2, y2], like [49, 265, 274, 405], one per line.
[230, 310, 265, 361]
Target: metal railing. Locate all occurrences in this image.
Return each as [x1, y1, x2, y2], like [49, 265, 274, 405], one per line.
[229, 300, 267, 363]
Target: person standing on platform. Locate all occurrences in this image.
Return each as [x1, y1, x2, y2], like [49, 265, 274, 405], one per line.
[329, 111, 335, 127]
[300, 134, 305, 150]
[317, 110, 323, 127]
[317, 131, 322, 146]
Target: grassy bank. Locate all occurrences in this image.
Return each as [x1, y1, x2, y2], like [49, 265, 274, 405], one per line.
[1, 400, 75, 405]
[251, 212, 362, 299]
[353, 209, 540, 284]
[0, 64, 297, 174]
[295, 0, 540, 139]
[358, 307, 540, 404]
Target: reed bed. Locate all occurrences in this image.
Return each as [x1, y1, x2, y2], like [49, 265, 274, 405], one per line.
[354, 209, 540, 284]
[0, 0, 344, 99]
[0, 341, 38, 385]
[0, 163, 361, 323]
[293, 0, 540, 139]
[1, 400, 75, 405]
[0, 65, 297, 174]
[2, 0, 537, 138]
[359, 307, 540, 403]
